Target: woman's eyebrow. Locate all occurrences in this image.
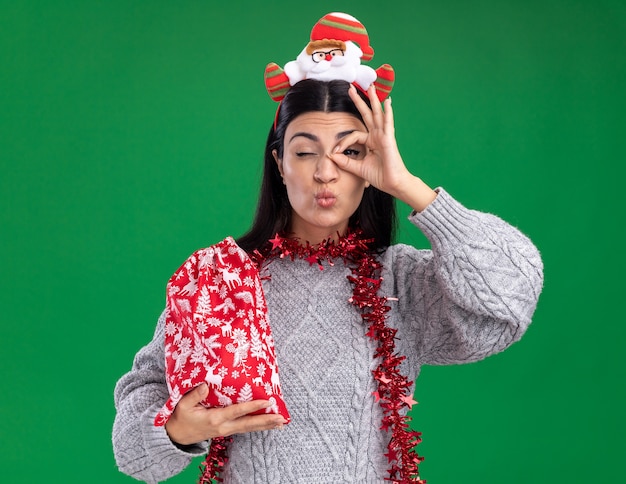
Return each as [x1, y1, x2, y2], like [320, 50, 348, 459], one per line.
[336, 130, 356, 140]
[289, 132, 318, 143]
[289, 129, 357, 143]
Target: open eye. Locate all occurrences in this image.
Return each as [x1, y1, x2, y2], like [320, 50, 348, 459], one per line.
[343, 148, 361, 158]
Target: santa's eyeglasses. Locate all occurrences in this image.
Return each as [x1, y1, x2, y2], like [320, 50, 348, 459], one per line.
[311, 49, 345, 63]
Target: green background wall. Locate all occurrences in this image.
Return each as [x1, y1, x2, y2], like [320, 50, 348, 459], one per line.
[1, 1, 624, 482]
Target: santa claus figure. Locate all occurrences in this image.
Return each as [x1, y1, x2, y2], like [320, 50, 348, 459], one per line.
[265, 12, 394, 102]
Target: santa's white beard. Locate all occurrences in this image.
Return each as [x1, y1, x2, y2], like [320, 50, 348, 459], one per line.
[296, 47, 361, 83]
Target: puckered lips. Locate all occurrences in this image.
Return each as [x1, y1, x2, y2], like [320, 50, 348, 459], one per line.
[314, 190, 337, 208]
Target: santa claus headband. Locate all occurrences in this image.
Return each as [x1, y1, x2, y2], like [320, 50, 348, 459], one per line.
[264, 12, 395, 103]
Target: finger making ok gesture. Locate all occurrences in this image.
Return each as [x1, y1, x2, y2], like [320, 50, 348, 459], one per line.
[330, 84, 437, 213]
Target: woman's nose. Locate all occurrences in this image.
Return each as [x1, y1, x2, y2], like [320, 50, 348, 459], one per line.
[314, 154, 339, 183]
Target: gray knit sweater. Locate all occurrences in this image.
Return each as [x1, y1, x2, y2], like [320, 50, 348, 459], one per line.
[112, 189, 543, 483]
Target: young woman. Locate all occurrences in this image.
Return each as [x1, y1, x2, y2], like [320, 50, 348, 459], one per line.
[113, 79, 543, 483]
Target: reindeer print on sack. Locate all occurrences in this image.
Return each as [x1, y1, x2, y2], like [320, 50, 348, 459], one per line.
[218, 264, 242, 290]
[155, 237, 291, 427]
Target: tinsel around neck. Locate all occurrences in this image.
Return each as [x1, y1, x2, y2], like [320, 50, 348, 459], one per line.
[201, 230, 425, 483]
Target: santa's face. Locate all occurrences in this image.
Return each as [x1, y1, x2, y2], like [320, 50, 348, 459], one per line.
[296, 40, 362, 81]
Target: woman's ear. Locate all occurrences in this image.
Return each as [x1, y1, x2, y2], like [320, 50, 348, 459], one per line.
[272, 149, 284, 177]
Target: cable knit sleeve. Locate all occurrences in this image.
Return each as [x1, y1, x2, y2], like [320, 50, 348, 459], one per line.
[112, 311, 208, 483]
[382, 188, 544, 366]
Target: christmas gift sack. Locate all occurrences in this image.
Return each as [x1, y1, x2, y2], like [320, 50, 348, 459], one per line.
[154, 237, 290, 426]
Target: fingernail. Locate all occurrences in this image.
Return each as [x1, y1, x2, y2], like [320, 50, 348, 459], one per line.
[274, 423, 284, 430]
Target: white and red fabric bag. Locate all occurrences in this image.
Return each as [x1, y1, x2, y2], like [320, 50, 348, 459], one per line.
[154, 237, 290, 426]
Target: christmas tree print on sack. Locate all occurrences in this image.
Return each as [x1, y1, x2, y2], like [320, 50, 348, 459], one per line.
[154, 237, 290, 426]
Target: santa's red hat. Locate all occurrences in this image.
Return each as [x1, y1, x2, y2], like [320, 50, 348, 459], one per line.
[310, 12, 374, 61]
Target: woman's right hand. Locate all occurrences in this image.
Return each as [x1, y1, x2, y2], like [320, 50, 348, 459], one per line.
[164, 383, 288, 446]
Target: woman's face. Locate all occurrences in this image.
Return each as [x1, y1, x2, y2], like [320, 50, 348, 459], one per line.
[273, 111, 369, 244]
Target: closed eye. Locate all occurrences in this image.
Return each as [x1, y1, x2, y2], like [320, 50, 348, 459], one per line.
[296, 152, 316, 158]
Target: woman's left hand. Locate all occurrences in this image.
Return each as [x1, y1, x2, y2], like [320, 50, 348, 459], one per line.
[330, 84, 437, 212]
